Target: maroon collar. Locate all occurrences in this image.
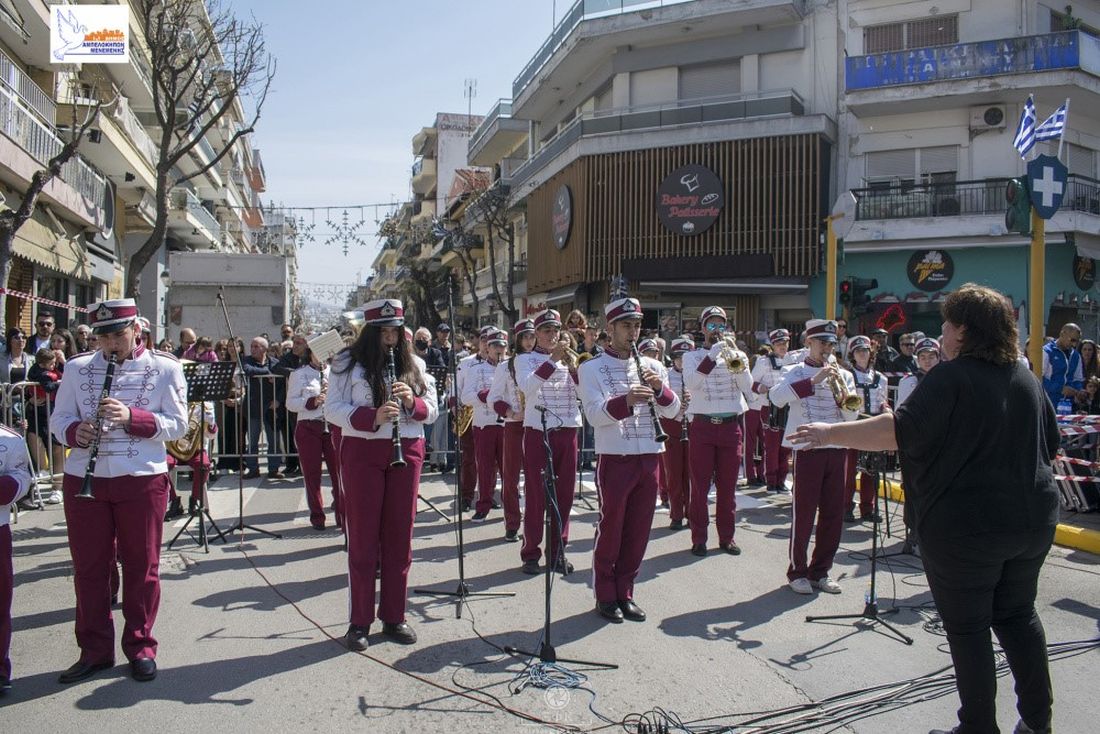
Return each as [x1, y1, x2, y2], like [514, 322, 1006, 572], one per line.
[804, 357, 825, 368]
[533, 346, 550, 355]
[604, 346, 625, 359]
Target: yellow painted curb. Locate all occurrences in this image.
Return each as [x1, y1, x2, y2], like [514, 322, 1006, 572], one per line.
[882, 479, 1100, 555]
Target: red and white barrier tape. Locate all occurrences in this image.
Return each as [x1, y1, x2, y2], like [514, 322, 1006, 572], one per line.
[1055, 454, 1100, 469]
[1053, 473, 1100, 483]
[1059, 424, 1100, 436]
[0, 287, 90, 313]
[1057, 414, 1100, 424]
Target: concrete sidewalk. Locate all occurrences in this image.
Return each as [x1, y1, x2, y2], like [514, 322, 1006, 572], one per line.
[3, 471, 1099, 733]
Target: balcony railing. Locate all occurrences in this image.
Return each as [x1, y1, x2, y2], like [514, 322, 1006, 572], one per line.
[513, 0, 696, 100]
[108, 96, 159, 167]
[0, 85, 107, 209]
[511, 88, 804, 188]
[469, 98, 513, 154]
[846, 30, 1100, 92]
[0, 47, 56, 125]
[172, 187, 220, 235]
[851, 175, 1100, 221]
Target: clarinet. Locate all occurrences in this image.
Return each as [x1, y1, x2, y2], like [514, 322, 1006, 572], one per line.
[631, 342, 668, 443]
[678, 369, 690, 443]
[77, 352, 118, 499]
[387, 347, 407, 468]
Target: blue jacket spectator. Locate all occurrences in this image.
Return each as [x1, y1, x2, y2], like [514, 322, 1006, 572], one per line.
[1041, 324, 1084, 406]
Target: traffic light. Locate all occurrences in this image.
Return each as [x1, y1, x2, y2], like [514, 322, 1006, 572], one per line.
[839, 278, 852, 306]
[849, 277, 878, 316]
[1005, 177, 1032, 235]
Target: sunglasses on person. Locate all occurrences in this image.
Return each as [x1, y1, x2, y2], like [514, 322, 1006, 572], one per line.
[901, 341, 916, 347]
[705, 322, 729, 332]
[38, 321, 53, 327]
[837, 323, 847, 328]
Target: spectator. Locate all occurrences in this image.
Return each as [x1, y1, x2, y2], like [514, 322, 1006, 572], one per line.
[890, 333, 918, 374]
[241, 337, 283, 479]
[1041, 322, 1084, 407]
[27, 348, 64, 504]
[0, 328, 31, 447]
[50, 329, 77, 364]
[27, 312, 54, 354]
[835, 319, 850, 361]
[433, 323, 454, 366]
[1076, 375, 1100, 414]
[217, 339, 245, 474]
[871, 328, 898, 372]
[565, 309, 588, 345]
[73, 324, 91, 353]
[214, 339, 230, 362]
[413, 327, 444, 367]
[157, 338, 173, 352]
[184, 336, 218, 363]
[1078, 338, 1098, 382]
[280, 323, 295, 342]
[596, 330, 610, 350]
[174, 328, 196, 358]
[273, 335, 309, 477]
[582, 325, 602, 357]
[454, 333, 470, 361]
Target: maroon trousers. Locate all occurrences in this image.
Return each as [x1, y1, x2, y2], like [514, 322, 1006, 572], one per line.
[521, 427, 577, 565]
[764, 425, 792, 487]
[844, 448, 875, 515]
[473, 425, 504, 515]
[688, 417, 743, 547]
[659, 417, 690, 523]
[459, 427, 477, 503]
[341, 436, 424, 628]
[62, 473, 170, 663]
[743, 408, 766, 482]
[501, 421, 524, 533]
[296, 419, 343, 527]
[593, 454, 659, 602]
[1, 525, 12, 680]
[167, 450, 210, 502]
[788, 448, 847, 581]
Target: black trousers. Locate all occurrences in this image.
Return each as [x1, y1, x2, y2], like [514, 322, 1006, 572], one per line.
[919, 525, 1055, 734]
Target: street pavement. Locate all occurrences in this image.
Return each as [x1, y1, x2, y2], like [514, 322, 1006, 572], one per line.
[3, 469, 1099, 733]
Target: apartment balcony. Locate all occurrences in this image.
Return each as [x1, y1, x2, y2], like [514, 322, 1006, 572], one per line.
[845, 30, 1100, 116]
[411, 157, 438, 196]
[510, 88, 808, 192]
[169, 187, 220, 249]
[412, 126, 438, 157]
[468, 99, 529, 166]
[512, 0, 808, 118]
[59, 93, 158, 191]
[411, 198, 437, 226]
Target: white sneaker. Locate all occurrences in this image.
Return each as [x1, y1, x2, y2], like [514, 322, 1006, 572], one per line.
[811, 576, 842, 594]
[45, 490, 63, 505]
[788, 578, 813, 595]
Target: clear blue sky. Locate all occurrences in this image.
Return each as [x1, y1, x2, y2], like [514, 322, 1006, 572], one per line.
[228, 0, 560, 292]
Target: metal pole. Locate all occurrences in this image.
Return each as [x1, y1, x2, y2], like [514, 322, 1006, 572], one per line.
[825, 215, 839, 320]
[1029, 211, 1046, 378]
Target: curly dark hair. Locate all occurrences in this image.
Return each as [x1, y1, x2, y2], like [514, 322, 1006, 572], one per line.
[941, 283, 1019, 366]
[335, 325, 426, 405]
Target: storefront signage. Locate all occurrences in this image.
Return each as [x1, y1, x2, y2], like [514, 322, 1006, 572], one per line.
[1073, 255, 1096, 291]
[906, 249, 954, 291]
[551, 185, 572, 250]
[656, 164, 724, 236]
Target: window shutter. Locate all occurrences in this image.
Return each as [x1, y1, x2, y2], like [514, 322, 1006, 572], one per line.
[866, 149, 915, 182]
[919, 146, 958, 176]
[679, 61, 740, 101]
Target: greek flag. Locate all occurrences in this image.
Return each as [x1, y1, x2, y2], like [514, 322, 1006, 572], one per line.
[1012, 96, 1037, 158]
[1033, 102, 1068, 142]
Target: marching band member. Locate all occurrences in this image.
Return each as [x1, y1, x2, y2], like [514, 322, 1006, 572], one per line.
[896, 337, 941, 406]
[286, 342, 341, 530]
[463, 329, 508, 522]
[843, 335, 889, 523]
[325, 299, 437, 649]
[579, 298, 679, 623]
[743, 345, 768, 489]
[454, 328, 493, 511]
[0, 424, 33, 696]
[637, 339, 668, 507]
[770, 319, 860, 595]
[515, 309, 582, 576]
[50, 299, 188, 684]
[682, 306, 752, 557]
[660, 336, 694, 530]
[753, 329, 793, 493]
[164, 399, 217, 521]
[488, 319, 536, 541]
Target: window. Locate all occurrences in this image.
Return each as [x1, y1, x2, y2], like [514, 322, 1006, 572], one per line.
[865, 146, 958, 187]
[679, 60, 740, 101]
[1051, 8, 1100, 36]
[864, 15, 958, 54]
[1066, 143, 1097, 179]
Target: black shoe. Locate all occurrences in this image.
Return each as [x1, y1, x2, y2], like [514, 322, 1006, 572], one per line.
[130, 657, 157, 682]
[461, 499, 473, 512]
[381, 622, 417, 645]
[0, 675, 10, 696]
[552, 557, 574, 575]
[660, 499, 670, 509]
[596, 601, 623, 623]
[471, 511, 489, 522]
[618, 599, 646, 622]
[504, 528, 519, 542]
[719, 541, 742, 556]
[928, 729, 959, 734]
[861, 510, 883, 523]
[521, 559, 540, 575]
[163, 497, 184, 522]
[58, 659, 113, 684]
[111, 593, 118, 606]
[345, 624, 369, 651]
[749, 478, 766, 488]
[267, 470, 285, 479]
[243, 470, 261, 480]
[690, 543, 707, 557]
[187, 497, 199, 516]
[490, 499, 502, 510]
[669, 519, 684, 530]
[844, 509, 858, 523]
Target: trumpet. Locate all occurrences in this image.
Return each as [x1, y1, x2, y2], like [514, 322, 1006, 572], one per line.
[826, 366, 864, 412]
[716, 335, 748, 373]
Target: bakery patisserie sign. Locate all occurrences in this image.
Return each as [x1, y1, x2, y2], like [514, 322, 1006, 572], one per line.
[656, 164, 724, 236]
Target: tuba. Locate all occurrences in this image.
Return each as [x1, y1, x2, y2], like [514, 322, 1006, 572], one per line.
[456, 404, 474, 436]
[167, 403, 204, 462]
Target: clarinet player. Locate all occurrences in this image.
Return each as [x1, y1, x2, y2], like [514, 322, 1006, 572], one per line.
[325, 299, 437, 650]
[50, 299, 188, 684]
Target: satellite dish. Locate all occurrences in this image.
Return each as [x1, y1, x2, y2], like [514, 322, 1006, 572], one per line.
[831, 191, 857, 240]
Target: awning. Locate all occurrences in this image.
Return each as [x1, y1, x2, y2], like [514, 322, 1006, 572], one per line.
[12, 215, 94, 281]
[639, 278, 808, 295]
[545, 283, 582, 305]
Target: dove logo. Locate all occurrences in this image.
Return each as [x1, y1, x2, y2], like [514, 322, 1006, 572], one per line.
[51, 6, 130, 64]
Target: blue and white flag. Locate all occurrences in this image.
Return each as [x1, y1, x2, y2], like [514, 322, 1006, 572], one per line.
[1033, 102, 1068, 142]
[1012, 96, 1037, 158]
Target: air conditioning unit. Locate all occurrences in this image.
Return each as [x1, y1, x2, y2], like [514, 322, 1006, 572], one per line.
[970, 105, 1007, 131]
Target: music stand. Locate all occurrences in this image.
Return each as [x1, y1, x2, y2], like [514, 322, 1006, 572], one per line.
[168, 361, 234, 552]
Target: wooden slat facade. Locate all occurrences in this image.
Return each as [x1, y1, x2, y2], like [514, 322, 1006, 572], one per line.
[527, 134, 826, 294]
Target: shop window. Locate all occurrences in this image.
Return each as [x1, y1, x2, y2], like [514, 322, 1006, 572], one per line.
[35, 275, 70, 327]
[864, 15, 958, 54]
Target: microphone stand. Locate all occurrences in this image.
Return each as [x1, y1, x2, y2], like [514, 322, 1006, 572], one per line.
[504, 405, 615, 669]
[216, 287, 281, 541]
[574, 410, 595, 511]
[805, 452, 913, 645]
[413, 276, 513, 617]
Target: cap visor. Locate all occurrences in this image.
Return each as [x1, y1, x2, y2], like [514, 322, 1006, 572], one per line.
[92, 319, 135, 335]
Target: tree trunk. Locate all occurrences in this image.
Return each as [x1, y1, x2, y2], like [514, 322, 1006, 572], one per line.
[126, 168, 172, 298]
